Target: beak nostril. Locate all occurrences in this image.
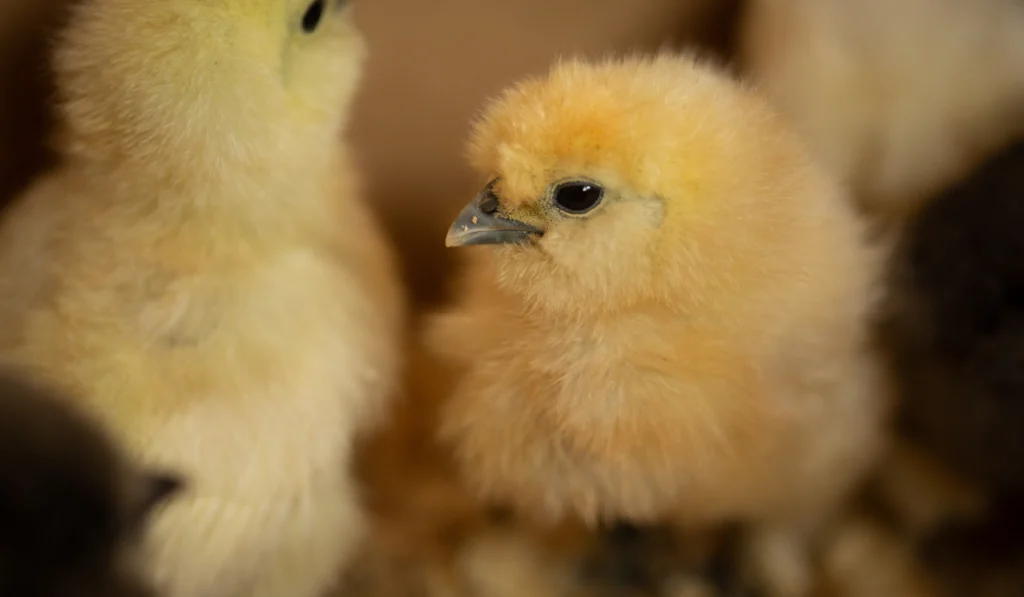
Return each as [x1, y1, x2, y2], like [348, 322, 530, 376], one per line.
[446, 184, 541, 248]
[479, 192, 499, 215]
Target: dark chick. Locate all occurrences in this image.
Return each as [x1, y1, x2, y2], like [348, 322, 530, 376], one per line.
[0, 369, 183, 597]
[873, 137, 1024, 597]
[879, 137, 1024, 499]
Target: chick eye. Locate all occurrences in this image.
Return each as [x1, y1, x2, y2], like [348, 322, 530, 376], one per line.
[552, 181, 604, 214]
[301, 0, 325, 33]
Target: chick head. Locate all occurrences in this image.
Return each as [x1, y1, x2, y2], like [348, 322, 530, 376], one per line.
[54, 0, 364, 177]
[438, 54, 878, 527]
[446, 53, 828, 318]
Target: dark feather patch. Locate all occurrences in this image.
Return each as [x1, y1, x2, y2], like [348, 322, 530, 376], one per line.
[879, 137, 1024, 497]
[0, 368, 182, 597]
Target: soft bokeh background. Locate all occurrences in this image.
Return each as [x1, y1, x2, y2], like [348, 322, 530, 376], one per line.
[0, 0, 740, 310]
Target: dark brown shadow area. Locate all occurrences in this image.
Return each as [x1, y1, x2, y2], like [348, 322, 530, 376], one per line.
[0, 1, 74, 206]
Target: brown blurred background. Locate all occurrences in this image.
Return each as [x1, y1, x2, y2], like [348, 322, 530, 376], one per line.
[0, 0, 740, 311]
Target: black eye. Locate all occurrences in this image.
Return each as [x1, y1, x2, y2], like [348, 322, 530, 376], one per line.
[552, 181, 604, 214]
[302, 0, 325, 33]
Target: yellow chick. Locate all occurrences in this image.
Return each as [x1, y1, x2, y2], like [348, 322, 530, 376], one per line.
[428, 53, 889, 596]
[0, 0, 405, 596]
[737, 0, 1024, 225]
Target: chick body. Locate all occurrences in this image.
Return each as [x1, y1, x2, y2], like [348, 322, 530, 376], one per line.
[0, 1, 404, 596]
[431, 53, 887, 557]
[738, 0, 1024, 224]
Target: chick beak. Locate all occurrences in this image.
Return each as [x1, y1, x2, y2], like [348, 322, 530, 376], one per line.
[445, 188, 543, 248]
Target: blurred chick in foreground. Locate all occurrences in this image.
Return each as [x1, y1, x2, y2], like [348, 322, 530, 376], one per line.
[429, 53, 888, 596]
[0, 369, 183, 597]
[875, 138, 1024, 594]
[737, 0, 1024, 226]
[0, 0, 405, 596]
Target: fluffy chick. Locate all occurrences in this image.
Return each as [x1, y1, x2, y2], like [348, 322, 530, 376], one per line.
[737, 0, 1024, 225]
[0, 368, 183, 597]
[877, 137, 1024, 521]
[429, 53, 888, 596]
[0, 0, 405, 596]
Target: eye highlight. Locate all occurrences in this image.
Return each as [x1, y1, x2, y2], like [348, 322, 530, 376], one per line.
[301, 0, 325, 33]
[552, 181, 604, 214]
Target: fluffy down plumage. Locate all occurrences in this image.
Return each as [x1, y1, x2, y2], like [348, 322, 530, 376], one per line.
[430, 52, 889, 597]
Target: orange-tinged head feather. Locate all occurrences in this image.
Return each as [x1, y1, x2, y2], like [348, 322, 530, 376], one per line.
[460, 52, 859, 319]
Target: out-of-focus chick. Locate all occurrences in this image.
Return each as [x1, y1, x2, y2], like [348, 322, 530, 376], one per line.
[0, 368, 183, 597]
[877, 138, 1024, 531]
[429, 53, 888, 596]
[0, 0, 405, 596]
[737, 0, 1024, 225]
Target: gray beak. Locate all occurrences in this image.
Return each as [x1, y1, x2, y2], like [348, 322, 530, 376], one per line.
[444, 186, 543, 248]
